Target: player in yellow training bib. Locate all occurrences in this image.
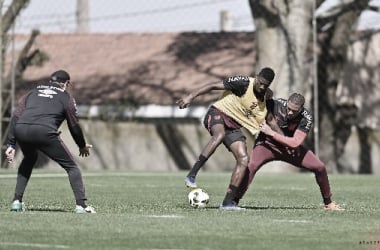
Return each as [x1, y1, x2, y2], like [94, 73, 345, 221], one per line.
[176, 67, 276, 210]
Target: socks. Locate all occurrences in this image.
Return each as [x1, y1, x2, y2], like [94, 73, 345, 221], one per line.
[13, 194, 23, 202]
[76, 199, 86, 207]
[187, 155, 208, 177]
[323, 197, 332, 205]
[222, 184, 238, 206]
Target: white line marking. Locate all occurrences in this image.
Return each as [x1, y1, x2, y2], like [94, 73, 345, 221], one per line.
[0, 172, 185, 179]
[0, 242, 70, 249]
[147, 215, 184, 218]
[273, 219, 311, 223]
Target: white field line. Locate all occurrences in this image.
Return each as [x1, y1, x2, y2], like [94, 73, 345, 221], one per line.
[273, 219, 311, 223]
[0, 242, 70, 249]
[137, 249, 186, 250]
[146, 215, 184, 218]
[0, 172, 185, 179]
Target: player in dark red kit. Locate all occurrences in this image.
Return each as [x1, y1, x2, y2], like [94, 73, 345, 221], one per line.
[234, 93, 344, 211]
[5, 70, 96, 213]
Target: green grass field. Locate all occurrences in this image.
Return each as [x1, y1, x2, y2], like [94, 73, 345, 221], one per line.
[0, 169, 379, 250]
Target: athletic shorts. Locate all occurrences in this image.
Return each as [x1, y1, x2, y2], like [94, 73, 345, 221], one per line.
[203, 106, 246, 149]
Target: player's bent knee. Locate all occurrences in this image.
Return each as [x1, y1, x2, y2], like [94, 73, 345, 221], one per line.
[311, 165, 326, 174]
[237, 154, 249, 166]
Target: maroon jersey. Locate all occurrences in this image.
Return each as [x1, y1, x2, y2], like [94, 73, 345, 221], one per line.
[256, 98, 313, 147]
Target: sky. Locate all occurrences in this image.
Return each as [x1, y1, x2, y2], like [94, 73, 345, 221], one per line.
[2, 0, 380, 34]
[3, 0, 253, 33]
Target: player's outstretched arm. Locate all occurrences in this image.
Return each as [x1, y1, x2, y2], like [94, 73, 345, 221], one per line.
[266, 113, 284, 135]
[176, 81, 224, 109]
[260, 123, 307, 148]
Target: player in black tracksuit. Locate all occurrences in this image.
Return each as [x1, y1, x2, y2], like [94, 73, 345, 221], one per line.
[5, 70, 95, 213]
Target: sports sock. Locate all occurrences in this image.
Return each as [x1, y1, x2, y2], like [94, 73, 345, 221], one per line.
[187, 155, 208, 177]
[222, 184, 238, 206]
[323, 197, 332, 205]
[76, 199, 86, 207]
[13, 194, 23, 202]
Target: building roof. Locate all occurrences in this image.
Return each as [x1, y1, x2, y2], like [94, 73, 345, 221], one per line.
[12, 32, 256, 106]
[9, 31, 379, 126]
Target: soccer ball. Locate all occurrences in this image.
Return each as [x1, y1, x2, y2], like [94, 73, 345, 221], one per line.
[188, 188, 210, 208]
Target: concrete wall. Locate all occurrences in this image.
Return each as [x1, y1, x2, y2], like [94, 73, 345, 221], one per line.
[10, 119, 379, 174]
[41, 120, 237, 171]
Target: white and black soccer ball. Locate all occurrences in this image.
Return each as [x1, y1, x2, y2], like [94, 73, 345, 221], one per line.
[188, 188, 210, 209]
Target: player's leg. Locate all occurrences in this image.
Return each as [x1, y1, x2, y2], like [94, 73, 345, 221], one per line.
[11, 142, 38, 211]
[294, 148, 344, 210]
[185, 108, 226, 187]
[300, 150, 332, 203]
[234, 144, 275, 205]
[220, 129, 248, 209]
[39, 133, 94, 212]
[10, 124, 40, 211]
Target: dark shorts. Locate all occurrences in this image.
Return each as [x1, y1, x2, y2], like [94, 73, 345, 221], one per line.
[203, 106, 246, 148]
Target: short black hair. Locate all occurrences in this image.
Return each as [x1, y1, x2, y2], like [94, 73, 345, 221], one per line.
[50, 70, 70, 83]
[258, 67, 275, 82]
[288, 93, 305, 106]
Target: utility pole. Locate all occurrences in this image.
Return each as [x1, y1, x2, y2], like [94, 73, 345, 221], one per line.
[0, 0, 4, 167]
[312, 0, 319, 156]
[76, 0, 90, 33]
[0, 1, 38, 168]
[220, 10, 232, 32]
[0, 0, 16, 168]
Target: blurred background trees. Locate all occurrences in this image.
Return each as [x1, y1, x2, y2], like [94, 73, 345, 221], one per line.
[1, 0, 379, 173]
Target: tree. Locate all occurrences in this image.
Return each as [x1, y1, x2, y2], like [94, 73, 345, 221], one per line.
[1, 0, 48, 167]
[315, 0, 370, 173]
[248, 0, 375, 173]
[249, 0, 314, 96]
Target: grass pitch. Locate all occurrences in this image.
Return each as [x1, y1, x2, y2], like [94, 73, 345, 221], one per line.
[0, 169, 379, 250]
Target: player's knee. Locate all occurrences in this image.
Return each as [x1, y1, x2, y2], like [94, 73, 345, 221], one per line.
[237, 153, 249, 167]
[248, 160, 261, 173]
[312, 164, 326, 174]
[24, 153, 38, 164]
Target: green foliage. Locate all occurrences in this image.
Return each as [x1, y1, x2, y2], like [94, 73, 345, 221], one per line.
[0, 170, 379, 250]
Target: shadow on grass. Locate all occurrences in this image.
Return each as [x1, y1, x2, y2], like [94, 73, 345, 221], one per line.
[26, 208, 68, 212]
[199, 205, 317, 210]
[241, 205, 317, 210]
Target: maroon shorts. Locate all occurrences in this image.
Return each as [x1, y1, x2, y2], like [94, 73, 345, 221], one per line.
[203, 106, 246, 148]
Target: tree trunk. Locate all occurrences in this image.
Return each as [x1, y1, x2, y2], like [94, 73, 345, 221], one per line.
[155, 123, 191, 170]
[357, 127, 372, 174]
[338, 32, 380, 173]
[317, 0, 369, 172]
[249, 0, 314, 97]
[2, 0, 30, 33]
[1, 1, 43, 168]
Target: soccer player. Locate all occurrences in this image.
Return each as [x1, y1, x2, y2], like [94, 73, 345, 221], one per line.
[5, 70, 96, 213]
[234, 93, 345, 211]
[176, 67, 276, 210]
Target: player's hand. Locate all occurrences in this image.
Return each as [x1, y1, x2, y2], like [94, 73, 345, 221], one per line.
[284, 146, 297, 156]
[260, 122, 275, 137]
[5, 146, 15, 164]
[79, 144, 92, 157]
[176, 96, 192, 109]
